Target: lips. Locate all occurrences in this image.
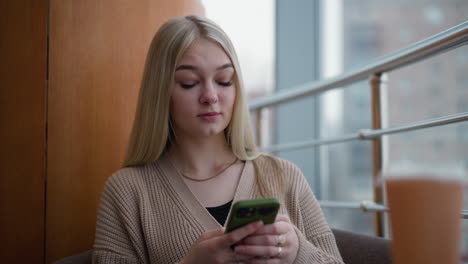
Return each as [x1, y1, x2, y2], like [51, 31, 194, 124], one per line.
[198, 112, 219, 116]
[198, 112, 221, 121]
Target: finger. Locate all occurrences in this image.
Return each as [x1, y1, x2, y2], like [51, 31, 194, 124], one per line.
[233, 254, 256, 262]
[221, 220, 264, 247]
[242, 234, 287, 247]
[252, 221, 289, 235]
[199, 227, 225, 241]
[239, 234, 280, 246]
[274, 214, 291, 223]
[234, 245, 282, 258]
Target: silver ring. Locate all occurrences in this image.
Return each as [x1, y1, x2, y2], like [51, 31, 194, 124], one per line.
[276, 235, 286, 246]
[274, 246, 282, 258]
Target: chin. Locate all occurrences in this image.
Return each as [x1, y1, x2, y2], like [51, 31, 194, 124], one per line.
[198, 126, 228, 137]
[202, 130, 224, 137]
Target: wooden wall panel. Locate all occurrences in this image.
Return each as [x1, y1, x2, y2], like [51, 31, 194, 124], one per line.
[47, 1, 204, 262]
[0, 0, 48, 263]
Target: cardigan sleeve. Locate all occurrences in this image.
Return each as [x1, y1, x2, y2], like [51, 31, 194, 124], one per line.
[92, 174, 149, 264]
[286, 162, 344, 264]
[293, 186, 344, 263]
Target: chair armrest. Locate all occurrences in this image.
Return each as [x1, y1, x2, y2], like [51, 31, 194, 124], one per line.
[332, 228, 391, 264]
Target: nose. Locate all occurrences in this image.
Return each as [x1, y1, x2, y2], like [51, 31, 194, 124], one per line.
[199, 82, 218, 104]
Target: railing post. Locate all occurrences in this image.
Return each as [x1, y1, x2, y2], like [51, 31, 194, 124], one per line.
[370, 73, 386, 237]
[256, 109, 262, 147]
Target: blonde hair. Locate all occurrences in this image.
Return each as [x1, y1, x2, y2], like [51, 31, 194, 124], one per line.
[123, 15, 258, 167]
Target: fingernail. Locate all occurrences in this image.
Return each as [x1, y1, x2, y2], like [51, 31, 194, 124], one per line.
[249, 221, 260, 228]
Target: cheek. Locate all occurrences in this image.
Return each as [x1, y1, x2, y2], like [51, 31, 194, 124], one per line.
[170, 91, 196, 120]
[226, 87, 237, 109]
[169, 93, 184, 120]
[171, 90, 187, 107]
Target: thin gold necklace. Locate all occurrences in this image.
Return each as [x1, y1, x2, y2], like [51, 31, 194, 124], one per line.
[171, 156, 239, 182]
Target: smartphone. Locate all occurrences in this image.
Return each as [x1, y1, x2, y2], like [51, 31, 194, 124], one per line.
[225, 198, 280, 233]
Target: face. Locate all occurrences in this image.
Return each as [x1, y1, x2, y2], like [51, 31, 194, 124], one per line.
[170, 37, 236, 139]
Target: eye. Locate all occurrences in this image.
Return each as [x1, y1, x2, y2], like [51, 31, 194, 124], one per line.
[218, 81, 233, 87]
[180, 82, 197, 89]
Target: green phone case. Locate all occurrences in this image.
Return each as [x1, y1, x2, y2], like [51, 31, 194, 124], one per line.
[225, 198, 280, 233]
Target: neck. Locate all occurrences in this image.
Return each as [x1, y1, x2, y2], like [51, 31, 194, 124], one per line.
[168, 134, 236, 178]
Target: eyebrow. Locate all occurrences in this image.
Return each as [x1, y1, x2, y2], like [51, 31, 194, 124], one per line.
[175, 63, 233, 71]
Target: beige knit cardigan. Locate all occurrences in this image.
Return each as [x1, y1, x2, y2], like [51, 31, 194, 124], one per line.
[93, 153, 344, 263]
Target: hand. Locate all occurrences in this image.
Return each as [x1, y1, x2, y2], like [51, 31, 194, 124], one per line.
[180, 221, 264, 264]
[233, 215, 299, 264]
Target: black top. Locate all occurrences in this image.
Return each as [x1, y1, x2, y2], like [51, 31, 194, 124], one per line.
[206, 200, 233, 226]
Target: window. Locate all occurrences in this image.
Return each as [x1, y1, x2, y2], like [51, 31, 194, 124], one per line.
[319, 0, 468, 251]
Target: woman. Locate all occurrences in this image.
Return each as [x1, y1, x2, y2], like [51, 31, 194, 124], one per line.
[93, 15, 343, 264]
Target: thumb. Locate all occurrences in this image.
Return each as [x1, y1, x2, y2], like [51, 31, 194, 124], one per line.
[275, 214, 291, 223]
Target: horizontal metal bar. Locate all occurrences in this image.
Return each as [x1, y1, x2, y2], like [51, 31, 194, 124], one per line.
[319, 200, 388, 212]
[359, 112, 468, 139]
[259, 112, 468, 153]
[259, 133, 359, 152]
[321, 201, 468, 219]
[249, 21, 468, 111]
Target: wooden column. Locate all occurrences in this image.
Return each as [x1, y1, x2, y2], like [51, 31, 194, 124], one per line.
[0, 1, 48, 263]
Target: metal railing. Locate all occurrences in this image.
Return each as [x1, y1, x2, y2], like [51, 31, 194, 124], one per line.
[260, 112, 468, 153]
[249, 21, 468, 236]
[250, 21, 467, 111]
[320, 201, 468, 219]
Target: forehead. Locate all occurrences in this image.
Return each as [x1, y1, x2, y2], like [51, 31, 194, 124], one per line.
[177, 38, 232, 69]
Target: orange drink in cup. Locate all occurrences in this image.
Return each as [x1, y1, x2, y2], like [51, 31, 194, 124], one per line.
[385, 175, 464, 264]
